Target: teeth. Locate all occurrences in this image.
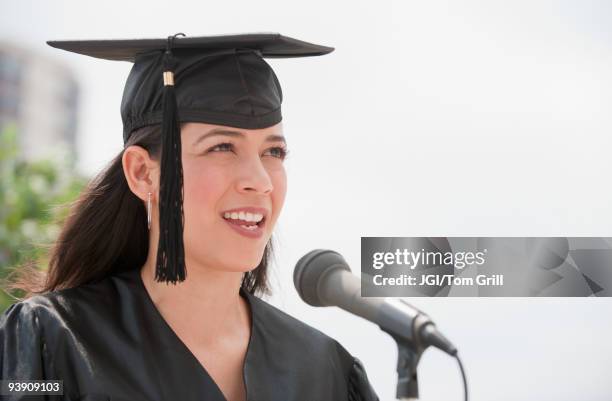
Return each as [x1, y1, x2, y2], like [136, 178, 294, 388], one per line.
[223, 211, 264, 223]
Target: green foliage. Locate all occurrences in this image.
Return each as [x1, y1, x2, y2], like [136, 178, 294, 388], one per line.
[0, 125, 87, 311]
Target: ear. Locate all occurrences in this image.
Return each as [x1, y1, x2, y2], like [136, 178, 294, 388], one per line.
[122, 145, 159, 202]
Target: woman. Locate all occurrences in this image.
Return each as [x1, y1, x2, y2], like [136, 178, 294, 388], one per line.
[0, 33, 379, 401]
[0, 34, 378, 401]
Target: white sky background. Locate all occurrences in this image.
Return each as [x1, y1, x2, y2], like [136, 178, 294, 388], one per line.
[2, 1, 612, 400]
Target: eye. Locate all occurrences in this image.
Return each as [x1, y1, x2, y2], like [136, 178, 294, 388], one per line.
[263, 146, 289, 160]
[207, 142, 235, 153]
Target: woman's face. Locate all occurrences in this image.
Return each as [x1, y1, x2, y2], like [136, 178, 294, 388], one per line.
[178, 122, 287, 273]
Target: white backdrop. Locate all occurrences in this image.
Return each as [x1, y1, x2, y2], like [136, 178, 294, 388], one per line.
[2, 1, 612, 400]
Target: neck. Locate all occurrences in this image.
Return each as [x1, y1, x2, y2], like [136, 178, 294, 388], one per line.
[140, 232, 249, 344]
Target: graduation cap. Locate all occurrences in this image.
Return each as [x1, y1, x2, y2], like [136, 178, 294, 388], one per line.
[47, 33, 334, 284]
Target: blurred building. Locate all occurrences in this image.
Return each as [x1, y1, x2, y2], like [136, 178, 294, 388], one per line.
[0, 42, 79, 163]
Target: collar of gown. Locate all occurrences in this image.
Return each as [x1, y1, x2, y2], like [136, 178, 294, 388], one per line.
[132, 267, 255, 401]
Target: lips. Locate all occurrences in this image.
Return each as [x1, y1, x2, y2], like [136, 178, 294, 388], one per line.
[220, 206, 270, 239]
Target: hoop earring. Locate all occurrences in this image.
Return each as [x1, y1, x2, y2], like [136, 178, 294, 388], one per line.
[147, 192, 152, 230]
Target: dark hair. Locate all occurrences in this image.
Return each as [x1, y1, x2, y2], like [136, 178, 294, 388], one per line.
[3, 125, 273, 300]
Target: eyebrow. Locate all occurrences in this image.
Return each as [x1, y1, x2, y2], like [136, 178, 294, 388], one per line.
[192, 128, 286, 147]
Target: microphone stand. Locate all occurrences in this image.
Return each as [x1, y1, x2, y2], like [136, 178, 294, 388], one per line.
[379, 309, 435, 401]
[383, 331, 424, 401]
[394, 338, 423, 400]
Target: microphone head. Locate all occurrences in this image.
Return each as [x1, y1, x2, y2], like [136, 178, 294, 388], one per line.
[293, 249, 351, 307]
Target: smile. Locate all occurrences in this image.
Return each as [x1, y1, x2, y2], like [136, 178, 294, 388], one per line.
[220, 207, 268, 239]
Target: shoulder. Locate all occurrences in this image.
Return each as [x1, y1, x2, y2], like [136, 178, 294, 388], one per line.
[245, 294, 380, 400]
[246, 292, 355, 368]
[1, 271, 129, 337]
[0, 297, 43, 333]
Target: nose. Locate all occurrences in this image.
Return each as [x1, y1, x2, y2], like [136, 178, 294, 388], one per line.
[235, 155, 274, 195]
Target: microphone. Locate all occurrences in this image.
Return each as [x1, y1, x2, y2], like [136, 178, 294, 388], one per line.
[293, 249, 457, 356]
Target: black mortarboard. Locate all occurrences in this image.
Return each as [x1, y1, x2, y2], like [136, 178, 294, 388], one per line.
[47, 33, 333, 284]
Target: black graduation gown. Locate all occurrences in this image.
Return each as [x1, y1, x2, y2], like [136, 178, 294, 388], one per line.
[0, 268, 379, 401]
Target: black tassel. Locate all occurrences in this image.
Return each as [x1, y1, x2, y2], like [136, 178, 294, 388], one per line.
[155, 34, 186, 284]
